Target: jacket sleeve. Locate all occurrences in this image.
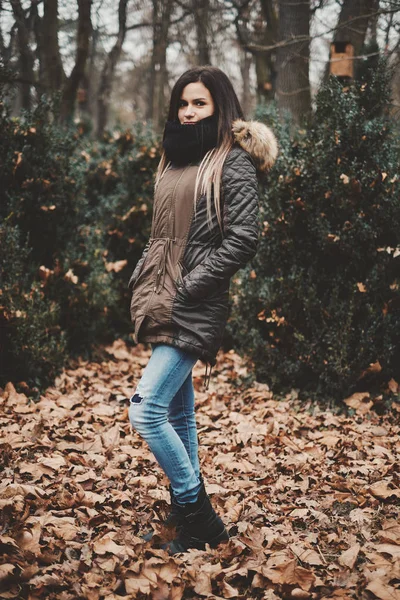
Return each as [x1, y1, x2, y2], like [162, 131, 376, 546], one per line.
[128, 240, 151, 291]
[181, 149, 259, 300]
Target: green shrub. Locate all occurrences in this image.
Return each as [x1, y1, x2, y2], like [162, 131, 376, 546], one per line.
[229, 60, 400, 401]
[0, 223, 66, 389]
[82, 125, 160, 336]
[0, 93, 158, 390]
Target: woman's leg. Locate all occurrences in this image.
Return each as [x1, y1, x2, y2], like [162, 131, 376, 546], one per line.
[168, 374, 200, 479]
[128, 344, 201, 504]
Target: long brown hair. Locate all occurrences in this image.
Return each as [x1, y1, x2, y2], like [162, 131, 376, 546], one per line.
[155, 66, 244, 231]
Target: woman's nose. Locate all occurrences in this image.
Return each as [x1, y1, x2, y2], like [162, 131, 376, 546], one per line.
[185, 104, 195, 117]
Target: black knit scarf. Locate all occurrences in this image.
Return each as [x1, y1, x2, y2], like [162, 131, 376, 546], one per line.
[162, 114, 219, 166]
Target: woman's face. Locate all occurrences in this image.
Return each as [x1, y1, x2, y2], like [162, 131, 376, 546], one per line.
[178, 81, 215, 124]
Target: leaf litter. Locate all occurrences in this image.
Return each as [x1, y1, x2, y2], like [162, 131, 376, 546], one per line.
[0, 340, 399, 599]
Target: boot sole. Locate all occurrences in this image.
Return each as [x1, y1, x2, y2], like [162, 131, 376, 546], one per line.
[181, 526, 230, 550]
[162, 527, 230, 555]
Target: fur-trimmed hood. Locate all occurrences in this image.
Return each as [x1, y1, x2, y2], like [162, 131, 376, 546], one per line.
[232, 119, 278, 172]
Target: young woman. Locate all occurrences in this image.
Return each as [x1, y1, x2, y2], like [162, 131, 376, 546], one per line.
[128, 66, 277, 554]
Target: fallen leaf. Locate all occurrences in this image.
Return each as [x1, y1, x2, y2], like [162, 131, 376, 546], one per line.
[37, 455, 66, 472]
[338, 543, 360, 569]
[366, 579, 400, 600]
[105, 260, 128, 273]
[343, 392, 372, 414]
[0, 564, 16, 581]
[93, 536, 125, 556]
[375, 544, 400, 559]
[369, 481, 400, 500]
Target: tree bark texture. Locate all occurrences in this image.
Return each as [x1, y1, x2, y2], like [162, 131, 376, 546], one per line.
[81, 27, 100, 124]
[31, 2, 46, 94]
[240, 47, 253, 116]
[334, 0, 379, 58]
[149, 0, 173, 132]
[275, 0, 311, 124]
[391, 51, 400, 120]
[234, 0, 278, 104]
[61, 0, 92, 122]
[10, 0, 36, 109]
[323, 0, 379, 82]
[41, 0, 65, 94]
[193, 0, 210, 65]
[258, 0, 279, 101]
[97, 0, 128, 136]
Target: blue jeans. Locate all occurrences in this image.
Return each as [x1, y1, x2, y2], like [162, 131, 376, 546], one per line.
[128, 343, 202, 504]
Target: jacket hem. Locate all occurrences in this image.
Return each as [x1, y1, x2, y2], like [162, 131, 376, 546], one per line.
[139, 333, 217, 367]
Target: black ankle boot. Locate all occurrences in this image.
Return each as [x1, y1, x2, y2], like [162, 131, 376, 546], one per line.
[142, 476, 204, 542]
[162, 483, 230, 554]
[163, 484, 184, 528]
[165, 472, 204, 527]
[141, 485, 183, 542]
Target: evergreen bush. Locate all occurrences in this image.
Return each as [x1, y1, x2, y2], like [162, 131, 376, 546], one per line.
[82, 126, 160, 335]
[229, 60, 400, 401]
[0, 98, 156, 390]
[0, 223, 66, 389]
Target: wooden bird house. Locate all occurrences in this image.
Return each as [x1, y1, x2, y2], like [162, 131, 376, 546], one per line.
[329, 42, 354, 79]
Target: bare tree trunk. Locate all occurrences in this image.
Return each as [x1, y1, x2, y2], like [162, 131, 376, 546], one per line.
[41, 0, 64, 94]
[275, 0, 311, 124]
[82, 27, 100, 125]
[257, 0, 278, 102]
[31, 2, 45, 94]
[240, 47, 252, 116]
[149, 0, 173, 132]
[10, 0, 35, 109]
[234, 0, 278, 105]
[193, 0, 210, 65]
[391, 51, 400, 120]
[324, 0, 379, 81]
[61, 0, 92, 122]
[334, 0, 378, 57]
[368, 5, 379, 46]
[255, 48, 275, 103]
[97, 0, 128, 136]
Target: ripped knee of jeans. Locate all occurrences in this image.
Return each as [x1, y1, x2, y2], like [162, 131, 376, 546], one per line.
[130, 392, 144, 405]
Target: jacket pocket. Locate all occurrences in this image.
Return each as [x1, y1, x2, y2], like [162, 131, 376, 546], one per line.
[175, 260, 191, 300]
[128, 253, 149, 292]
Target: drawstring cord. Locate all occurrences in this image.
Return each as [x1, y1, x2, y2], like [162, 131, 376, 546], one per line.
[151, 237, 176, 294]
[153, 166, 188, 294]
[204, 362, 213, 391]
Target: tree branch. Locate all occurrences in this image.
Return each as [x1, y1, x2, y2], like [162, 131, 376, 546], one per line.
[244, 7, 400, 53]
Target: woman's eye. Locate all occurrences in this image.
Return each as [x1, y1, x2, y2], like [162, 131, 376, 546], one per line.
[196, 101, 205, 106]
[178, 101, 187, 108]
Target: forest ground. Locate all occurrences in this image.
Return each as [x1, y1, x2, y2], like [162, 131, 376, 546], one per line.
[1, 340, 399, 600]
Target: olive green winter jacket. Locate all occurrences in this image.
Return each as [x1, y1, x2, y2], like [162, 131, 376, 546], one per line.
[128, 120, 278, 369]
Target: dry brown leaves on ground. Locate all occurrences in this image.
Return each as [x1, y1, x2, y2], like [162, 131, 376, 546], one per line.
[0, 340, 399, 600]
